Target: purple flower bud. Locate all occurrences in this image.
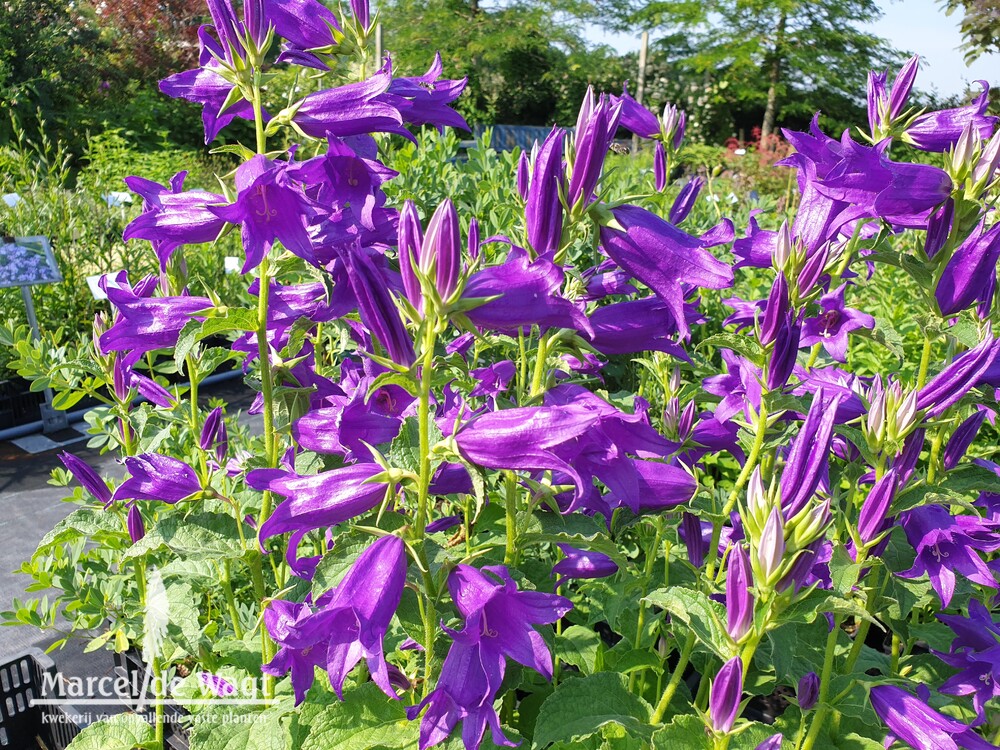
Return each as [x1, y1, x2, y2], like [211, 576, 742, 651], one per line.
[755, 735, 784, 750]
[943, 410, 987, 471]
[200, 406, 229, 463]
[680, 512, 708, 567]
[398, 200, 423, 308]
[426, 515, 462, 533]
[350, 0, 369, 28]
[553, 544, 618, 584]
[797, 672, 820, 711]
[127, 504, 145, 543]
[765, 312, 800, 391]
[904, 81, 999, 152]
[726, 544, 754, 642]
[894, 428, 926, 484]
[758, 506, 785, 582]
[679, 401, 696, 442]
[673, 111, 686, 151]
[867, 69, 888, 134]
[797, 244, 829, 297]
[60, 452, 113, 507]
[517, 151, 530, 201]
[568, 94, 621, 208]
[467, 218, 480, 261]
[709, 657, 743, 734]
[669, 177, 703, 225]
[199, 673, 236, 697]
[858, 469, 900, 545]
[774, 220, 793, 271]
[888, 55, 919, 121]
[760, 274, 789, 346]
[422, 199, 461, 300]
[936, 221, 1000, 316]
[525, 128, 565, 257]
[924, 198, 954, 260]
[972, 130, 1000, 185]
[654, 141, 667, 192]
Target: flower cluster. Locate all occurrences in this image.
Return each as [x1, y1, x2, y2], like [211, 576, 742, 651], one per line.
[27, 11, 1000, 750]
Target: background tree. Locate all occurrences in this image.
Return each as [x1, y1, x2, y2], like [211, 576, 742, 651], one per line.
[595, 0, 905, 140]
[381, 0, 628, 126]
[940, 0, 1000, 62]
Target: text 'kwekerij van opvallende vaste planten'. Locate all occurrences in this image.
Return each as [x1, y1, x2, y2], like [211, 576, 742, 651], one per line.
[4, 0, 1000, 748]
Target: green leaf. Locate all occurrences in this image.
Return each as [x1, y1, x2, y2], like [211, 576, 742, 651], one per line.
[829, 543, 862, 596]
[34, 507, 124, 558]
[532, 673, 652, 748]
[165, 580, 204, 655]
[643, 588, 737, 660]
[200, 308, 259, 337]
[188, 705, 290, 750]
[124, 512, 247, 562]
[175, 319, 202, 370]
[66, 713, 156, 750]
[388, 416, 444, 475]
[650, 714, 710, 749]
[697, 333, 765, 367]
[555, 625, 602, 675]
[299, 683, 418, 750]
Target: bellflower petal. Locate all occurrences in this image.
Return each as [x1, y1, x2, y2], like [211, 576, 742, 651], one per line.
[59, 452, 113, 507]
[936, 222, 1000, 316]
[552, 544, 617, 585]
[599, 205, 734, 338]
[726, 543, 754, 642]
[904, 82, 999, 152]
[114, 454, 200, 503]
[248, 463, 388, 543]
[917, 335, 1000, 417]
[525, 128, 566, 257]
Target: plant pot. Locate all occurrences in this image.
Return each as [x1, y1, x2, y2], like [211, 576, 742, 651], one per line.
[0, 648, 87, 750]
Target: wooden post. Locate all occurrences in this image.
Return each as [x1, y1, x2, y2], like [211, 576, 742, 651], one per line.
[375, 22, 383, 63]
[632, 31, 649, 156]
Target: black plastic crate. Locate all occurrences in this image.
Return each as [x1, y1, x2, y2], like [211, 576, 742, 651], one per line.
[0, 379, 44, 430]
[0, 649, 84, 750]
[113, 650, 189, 750]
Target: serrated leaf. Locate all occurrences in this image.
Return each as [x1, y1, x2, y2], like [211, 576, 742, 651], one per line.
[65, 713, 156, 750]
[829, 543, 862, 596]
[698, 333, 765, 367]
[189, 705, 290, 750]
[175, 319, 202, 370]
[299, 683, 417, 750]
[532, 673, 652, 748]
[650, 714, 711, 749]
[123, 512, 247, 562]
[165, 579, 203, 655]
[200, 308, 259, 337]
[555, 625, 601, 675]
[388, 416, 444, 475]
[643, 587, 737, 660]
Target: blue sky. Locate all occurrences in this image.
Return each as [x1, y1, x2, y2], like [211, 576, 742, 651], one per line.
[584, 0, 1000, 98]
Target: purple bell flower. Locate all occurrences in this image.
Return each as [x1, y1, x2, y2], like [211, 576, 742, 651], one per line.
[123, 172, 227, 270]
[612, 86, 659, 139]
[904, 82, 999, 152]
[765, 311, 801, 392]
[463, 246, 591, 336]
[935, 599, 1000, 720]
[59, 453, 113, 507]
[290, 62, 408, 140]
[917, 335, 1000, 417]
[936, 221, 1000, 316]
[200, 407, 229, 463]
[344, 247, 417, 367]
[871, 684, 997, 750]
[898, 504, 1000, 607]
[599, 205, 734, 338]
[800, 284, 875, 362]
[263, 535, 407, 703]
[679, 512, 711, 567]
[857, 468, 900, 546]
[925, 199, 955, 260]
[568, 90, 621, 209]
[247, 463, 388, 544]
[759, 274, 789, 347]
[388, 54, 469, 132]
[421, 199, 462, 301]
[943, 410, 987, 472]
[589, 297, 689, 361]
[552, 544, 618, 586]
[113, 454, 201, 503]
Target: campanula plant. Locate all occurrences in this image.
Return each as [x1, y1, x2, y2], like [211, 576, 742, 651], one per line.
[6, 4, 1000, 749]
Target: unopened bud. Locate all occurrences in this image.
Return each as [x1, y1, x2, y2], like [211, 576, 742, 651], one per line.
[774, 220, 793, 271]
[757, 506, 785, 583]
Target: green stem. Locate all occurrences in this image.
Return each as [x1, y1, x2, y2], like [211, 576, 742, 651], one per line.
[651, 631, 696, 724]
[415, 325, 437, 536]
[504, 471, 518, 566]
[251, 75, 267, 155]
[529, 332, 549, 398]
[804, 343, 821, 370]
[152, 655, 165, 748]
[927, 427, 945, 485]
[917, 334, 933, 390]
[222, 561, 244, 639]
[800, 616, 842, 750]
[420, 570, 437, 698]
[723, 401, 769, 516]
[845, 567, 884, 673]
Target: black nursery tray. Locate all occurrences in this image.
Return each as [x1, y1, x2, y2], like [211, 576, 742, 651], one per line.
[0, 648, 85, 750]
